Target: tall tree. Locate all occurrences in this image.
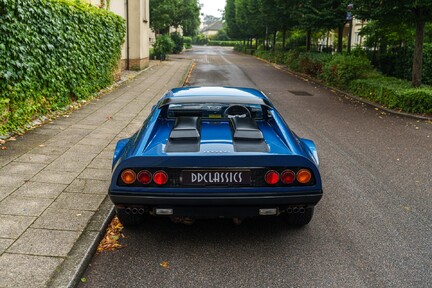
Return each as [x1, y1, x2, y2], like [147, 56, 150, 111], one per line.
[150, 0, 200, 36]
[355, 0, 432, 87]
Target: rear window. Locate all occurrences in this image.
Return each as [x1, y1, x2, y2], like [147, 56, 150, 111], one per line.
[167, 103, 263, 119]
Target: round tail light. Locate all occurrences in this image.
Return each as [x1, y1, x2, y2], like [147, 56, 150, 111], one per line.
[153, 170, 168, 185]
[137, 170, 152, 184]
[121, 169, 136, 184]
[281, 170, 295, 184]
[265, 170, 280, 185]
[296, 169, 312, 184]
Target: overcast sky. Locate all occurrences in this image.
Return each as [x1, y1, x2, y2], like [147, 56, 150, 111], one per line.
[199, 0, 226, 18]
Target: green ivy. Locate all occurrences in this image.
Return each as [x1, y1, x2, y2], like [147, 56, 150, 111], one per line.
[0, 0, 125, 135]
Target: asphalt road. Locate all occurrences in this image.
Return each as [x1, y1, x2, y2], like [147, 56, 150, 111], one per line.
[79, 46, 432, 287]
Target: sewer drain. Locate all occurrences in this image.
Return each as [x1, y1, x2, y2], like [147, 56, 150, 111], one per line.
[289, 90, 313, 96]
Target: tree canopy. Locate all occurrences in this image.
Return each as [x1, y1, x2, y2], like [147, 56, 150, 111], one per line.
[150, 0, 200, 36]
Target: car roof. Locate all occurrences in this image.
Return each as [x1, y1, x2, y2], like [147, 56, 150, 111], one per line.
[159, 86, 273, 107]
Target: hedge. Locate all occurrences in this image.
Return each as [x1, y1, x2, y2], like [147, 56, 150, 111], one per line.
[207, 40, 241, 47]
[0, 0, 126, 135]
[349, 77, 432, 114]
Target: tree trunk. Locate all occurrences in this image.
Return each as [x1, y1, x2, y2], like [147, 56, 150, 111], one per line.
[337, 24, 344, 53]
[306, 29, 311, 51]
[273, 31, 277, 52]
[282, 29, 286, 49]
[412, 19, 425, 87]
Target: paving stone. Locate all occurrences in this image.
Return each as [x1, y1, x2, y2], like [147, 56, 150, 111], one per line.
[0, 215, 35, 238]
[67, 144, 107, 155]
[46, 156, 92, 173]
[0, 162, 45, 176]
[78, 167, 111, 181]
[87, 157, 113, 170]
[66, 178, 109, 195]
[78, 137, 112, 147]
[32, 207, 94, 231]
[50, 193, 106, 211]
[15, 153, 58, 164]
[0, 196, 52, 217]
[0, 175, 26, 189]
[0, 254, 63, 288]
[30, 145, 69, 156]
[0, 186, 16, 202]
[31, 169, 80, 185]
[7, 228, 80, 257]
[13, 182, 66, 199]
[0, 239, 13, 255]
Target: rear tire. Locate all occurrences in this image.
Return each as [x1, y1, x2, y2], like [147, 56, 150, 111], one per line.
[116, 208, 145, 227]
[281, 207, 314, 227]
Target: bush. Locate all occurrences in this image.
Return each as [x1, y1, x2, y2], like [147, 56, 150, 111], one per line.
[170, 32, 184, 54]
[207, 40, 241, 47]
[349, 77, 432, 114]
[0, 0, 125, 135]
[153, 35, 174, 60]
[192, 34, 208, 45]
[320, 54, 373, 87]
[184, 37, 192, 49]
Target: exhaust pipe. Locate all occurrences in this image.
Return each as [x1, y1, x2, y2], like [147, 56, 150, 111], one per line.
[293, 207, 299, 213]
[132, 208, 138, 214]
[138, 208, 145, 215]
[286, 207, 293, 214]
[299, 207, 306, 214]
[125, 207, 132, 214]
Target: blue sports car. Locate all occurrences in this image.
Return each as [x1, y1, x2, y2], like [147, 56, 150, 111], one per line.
[109, 86, 322, 227]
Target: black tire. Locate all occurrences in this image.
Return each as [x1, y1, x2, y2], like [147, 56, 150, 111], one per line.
[280, 207, 314, 227]
[116, 208, 145, 227]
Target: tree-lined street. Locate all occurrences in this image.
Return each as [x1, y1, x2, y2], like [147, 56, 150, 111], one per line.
[79, 46, 432, 287]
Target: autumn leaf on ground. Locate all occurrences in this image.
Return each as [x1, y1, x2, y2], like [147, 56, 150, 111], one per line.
[97, 216, 126, 252]
[160, 261, 170, 269]
[1, 146, 7, 150]
[0, 139, 5, 144]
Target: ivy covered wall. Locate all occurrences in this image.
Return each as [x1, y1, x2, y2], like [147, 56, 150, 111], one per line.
[0, 0, 126, 135]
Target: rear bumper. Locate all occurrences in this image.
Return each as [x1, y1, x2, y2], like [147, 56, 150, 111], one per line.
[109, 191, 322, 217]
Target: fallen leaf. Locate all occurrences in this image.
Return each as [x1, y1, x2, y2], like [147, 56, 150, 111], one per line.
[0, 139, 5, 144]
[97, 216, 125, 252]
[81, 277, 87, 283]
[1, 146, 7, 150]
[39, 144, 45, 147]
[404, 206, 411, 212]
[9, 137, 16, 141]
[160, 261, 170, 269]
[106, 116, 113, 120]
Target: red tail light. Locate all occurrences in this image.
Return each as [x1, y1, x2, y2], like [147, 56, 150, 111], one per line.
[297, 169, 312, 184]
[153, 170, 168, 185]
[265, 170, 279, 185]
[281, 170, 295, 184]
[137, 170, 152, 184]
[121, 169, 136, 184]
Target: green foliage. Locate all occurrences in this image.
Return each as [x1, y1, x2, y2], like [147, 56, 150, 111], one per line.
[366, 44, 432, 86]
[320, 54, 373, 87]
[170, 32, 184, 54]
[0, 0, 125, 135]
[207, 41, 241, 47]
[349, 77, 432, 114]
[150, 0, 200, 36]
[192, 34, 208, 45]
[183, 37, 192, 49]
[153, 35, 174, 60]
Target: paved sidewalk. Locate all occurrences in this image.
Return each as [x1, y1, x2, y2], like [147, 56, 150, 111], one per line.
[0, 58, 192, 287]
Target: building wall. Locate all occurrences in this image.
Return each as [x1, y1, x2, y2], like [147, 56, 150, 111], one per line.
[86, 0, 150, 70]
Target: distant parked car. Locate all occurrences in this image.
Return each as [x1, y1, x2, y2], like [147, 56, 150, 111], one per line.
[109, 86, 323, 227]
